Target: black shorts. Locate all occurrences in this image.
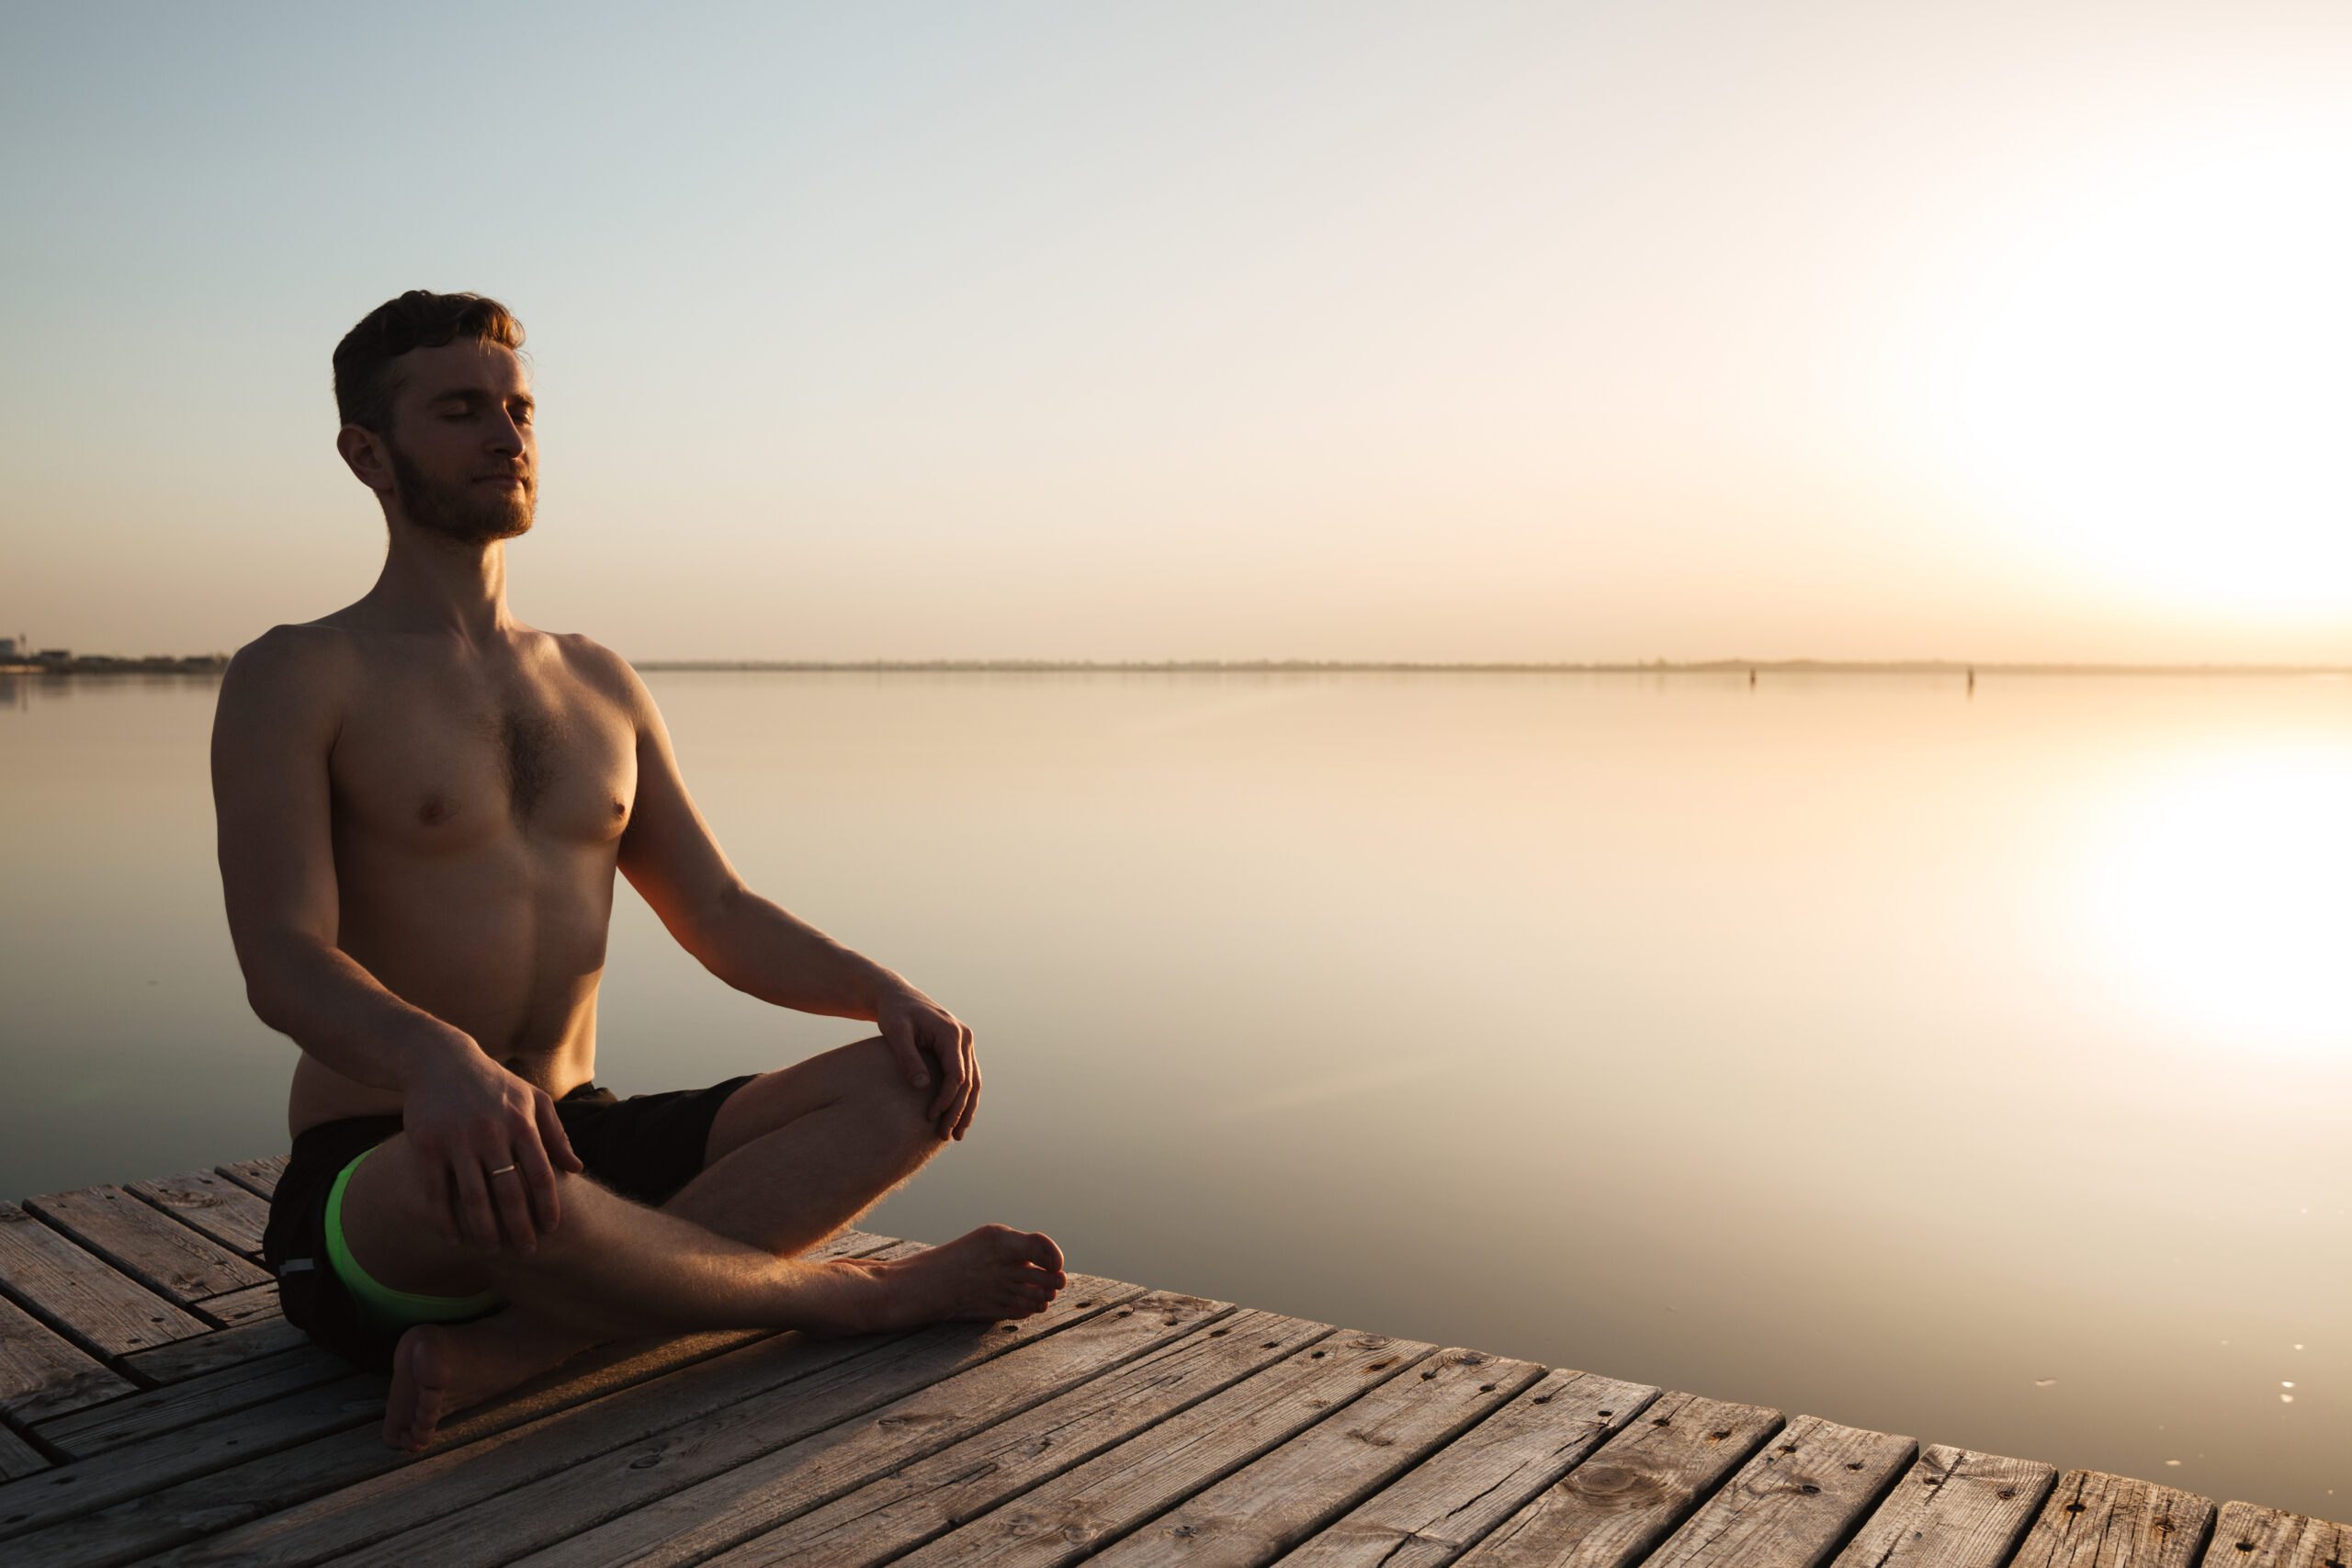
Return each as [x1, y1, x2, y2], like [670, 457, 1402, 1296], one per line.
[260, 1073, 759, 1375]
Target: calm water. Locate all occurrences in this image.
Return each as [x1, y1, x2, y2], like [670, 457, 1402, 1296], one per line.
[3, 668, 2346, 1514]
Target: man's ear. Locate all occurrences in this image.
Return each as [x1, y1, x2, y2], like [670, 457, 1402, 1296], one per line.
[335, 424, 393, 498]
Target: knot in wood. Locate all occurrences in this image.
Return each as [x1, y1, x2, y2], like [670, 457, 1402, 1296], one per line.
[1566, 1464, 1672, 1510]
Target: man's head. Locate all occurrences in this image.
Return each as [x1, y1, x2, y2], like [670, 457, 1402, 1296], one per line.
[333, 290, 537, 547]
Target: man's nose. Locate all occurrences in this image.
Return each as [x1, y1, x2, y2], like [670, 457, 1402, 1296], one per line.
[485, 412, 526, 455]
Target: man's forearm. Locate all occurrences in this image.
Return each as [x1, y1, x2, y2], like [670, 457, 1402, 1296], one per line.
[245, 938, 478, 1092]
[703, 889, 900, 1019]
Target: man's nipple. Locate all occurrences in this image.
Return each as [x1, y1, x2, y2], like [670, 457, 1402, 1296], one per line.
[418, 794, 452, 826]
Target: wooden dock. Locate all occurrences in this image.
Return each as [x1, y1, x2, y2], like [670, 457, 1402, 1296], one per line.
[0, 1158, 2344, 1567]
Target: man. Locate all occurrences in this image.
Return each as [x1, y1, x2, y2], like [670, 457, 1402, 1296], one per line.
[211, 289, 1064, 1452]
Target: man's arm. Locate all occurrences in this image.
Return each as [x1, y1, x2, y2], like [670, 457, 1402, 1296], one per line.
[211, 626, 582, 1247]
[597, 642, 979, 1139]
[211, 627, 468, 1089]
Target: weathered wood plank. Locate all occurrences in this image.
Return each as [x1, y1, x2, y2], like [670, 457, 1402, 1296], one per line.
[1831, 1444, 2058, 1568]
[125, 1172, 271, 1259]
[1455, 1390, 1783, 1567]
[684, 1307, 1332, 1568]
[345, 1280, 1202, 1568]
[127, 1175, 271, 1259]
[888, 1329, 1431, 1568]
[119, 1316, 309, 1384]
[30, 1345, 350, 1460]
[8, 1230, 905, 1559]
[192, 1283, 282, 1328]
[9, 1325, 776, 1568]
[2011, 1470, 2214, 1567]
[0, 1203, 209, 1358]
[1645, 1413, 1916, 1567]
[0, 1423, 51, 1482]
[22, 1188, 269, 1304]
[137, 1236, 933, 1568]
[1089, 1347, 1545, 1566]
[0, 1371, 390, 1543]
[0, 1292, 136, 1426]
[212, 1158, 286, 1201]
[1265, 1367, 1662, 1568]
[2201, 1500, 2352, 1568]
[141, 1328, 921, 1568]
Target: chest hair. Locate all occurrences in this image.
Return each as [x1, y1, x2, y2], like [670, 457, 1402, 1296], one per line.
[492, 705, 560, 824]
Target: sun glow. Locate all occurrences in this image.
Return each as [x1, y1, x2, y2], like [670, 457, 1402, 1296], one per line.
[2081, 732, 2352, 1056]
[1930, 123, 2352, 620]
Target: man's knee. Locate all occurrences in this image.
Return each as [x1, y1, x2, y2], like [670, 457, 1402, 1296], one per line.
[348, 1135, 608, 1271]
[708, 1036, 957, 1168]
[339, 1134, 501, 1286]
[841, 1035, 952, 1157]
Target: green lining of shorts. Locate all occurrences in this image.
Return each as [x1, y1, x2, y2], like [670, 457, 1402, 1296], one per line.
[325, 1145, 503, 1331]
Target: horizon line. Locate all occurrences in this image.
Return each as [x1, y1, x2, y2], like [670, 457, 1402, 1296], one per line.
[626, 657, 2352, 675]
[15, 654, 2352, 677]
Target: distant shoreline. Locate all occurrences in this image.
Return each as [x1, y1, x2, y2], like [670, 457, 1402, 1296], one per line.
[1, 656, 231, 675]
[629, 658, 2352, 676]
[8, 655, 2352, 678]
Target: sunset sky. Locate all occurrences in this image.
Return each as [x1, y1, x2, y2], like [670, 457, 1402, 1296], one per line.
[6, 1, 2350, 663]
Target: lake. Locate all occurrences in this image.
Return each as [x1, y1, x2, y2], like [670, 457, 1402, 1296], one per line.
[2, 666, 2345, 1515]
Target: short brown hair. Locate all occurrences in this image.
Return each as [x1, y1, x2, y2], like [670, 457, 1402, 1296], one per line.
[333, 290, 526, 433]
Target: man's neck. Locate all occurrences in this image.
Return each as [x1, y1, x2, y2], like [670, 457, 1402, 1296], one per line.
[364, 523, 519, 646]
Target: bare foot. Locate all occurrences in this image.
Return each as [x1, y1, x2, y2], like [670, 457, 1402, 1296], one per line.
[381, 1312, 580, 1451]
[828, 1224, 1067, 1335]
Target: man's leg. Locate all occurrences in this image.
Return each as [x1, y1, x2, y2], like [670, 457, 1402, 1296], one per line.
[357, 1146, 1061, 1448]
[343, 1038, 1057, 1448]
[384, 1036, 954, 1419]
[457, 1035, 956, 1337]
[677, 1032, 960, 1252]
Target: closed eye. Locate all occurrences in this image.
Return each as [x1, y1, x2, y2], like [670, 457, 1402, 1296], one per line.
[428, 391, 536, 423]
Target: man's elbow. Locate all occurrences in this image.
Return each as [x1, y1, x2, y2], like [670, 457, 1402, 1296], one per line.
[244, 974, 293, 1036]
[236, 932, 323, 1037]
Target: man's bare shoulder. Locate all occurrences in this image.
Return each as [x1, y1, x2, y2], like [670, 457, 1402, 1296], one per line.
[222, 622, 361, 698]
[551, 632, 655, 721]
[213, 624, 359, 759]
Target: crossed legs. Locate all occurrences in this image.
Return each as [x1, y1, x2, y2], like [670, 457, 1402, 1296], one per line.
[335, 1038, 1066, 1450]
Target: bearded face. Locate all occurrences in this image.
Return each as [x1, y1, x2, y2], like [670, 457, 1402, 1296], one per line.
[385, 428, 536, 547]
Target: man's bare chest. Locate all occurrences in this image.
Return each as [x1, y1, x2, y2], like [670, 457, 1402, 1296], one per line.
[329, 671, 638, 855]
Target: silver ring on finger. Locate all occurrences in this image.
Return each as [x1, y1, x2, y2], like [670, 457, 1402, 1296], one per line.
[488, 1163, 519, 1177]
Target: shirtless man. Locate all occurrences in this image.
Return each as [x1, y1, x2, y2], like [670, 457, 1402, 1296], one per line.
[211, 289, 1065, 1452]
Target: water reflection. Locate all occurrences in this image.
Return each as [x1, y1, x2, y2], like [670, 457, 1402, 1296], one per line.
[1216, 1058, 1446, 1120]
[2076, 738, 2352, 1055]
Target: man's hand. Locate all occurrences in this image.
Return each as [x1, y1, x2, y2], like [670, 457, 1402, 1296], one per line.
[875, 983, 978, 1141]
[401, 1038, 585, 1253]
